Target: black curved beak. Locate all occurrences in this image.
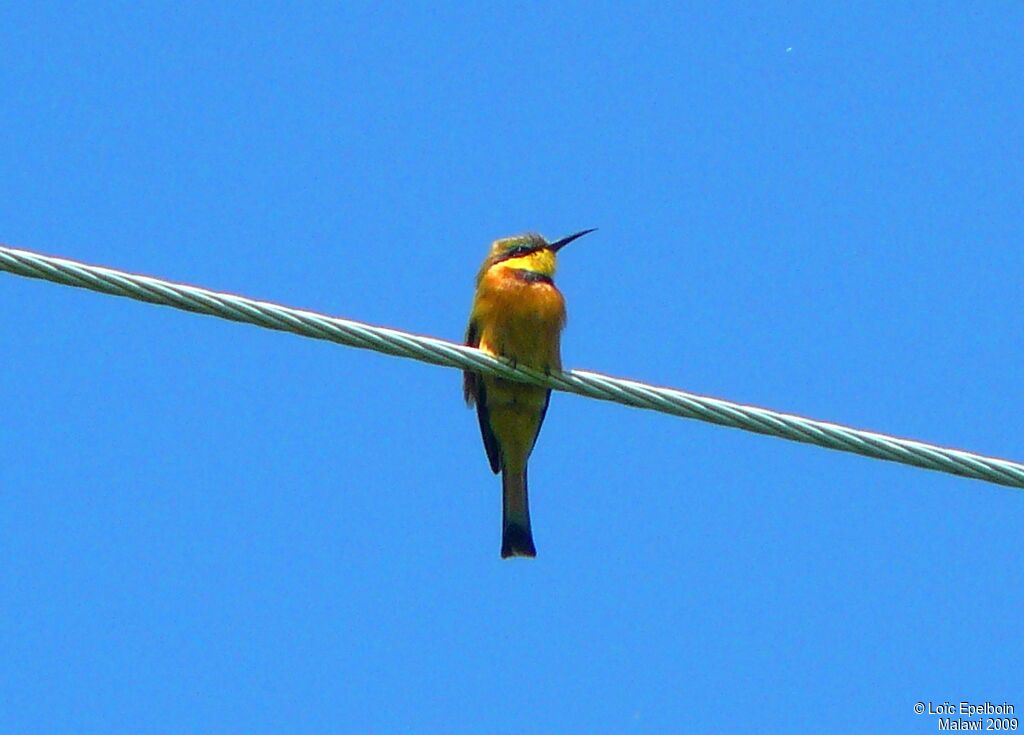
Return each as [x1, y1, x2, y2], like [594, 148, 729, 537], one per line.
[549, 228, 597, 252]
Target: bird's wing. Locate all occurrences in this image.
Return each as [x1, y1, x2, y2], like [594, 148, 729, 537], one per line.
[530, 390, 552, 455]
[464, 318, 501, 474]
[463, 319, 480, 405]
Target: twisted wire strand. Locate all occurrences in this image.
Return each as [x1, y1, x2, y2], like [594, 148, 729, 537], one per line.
[2, 243, 1022, 489]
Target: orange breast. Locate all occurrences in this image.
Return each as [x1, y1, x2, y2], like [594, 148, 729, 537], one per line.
[473, 268, 566, 371]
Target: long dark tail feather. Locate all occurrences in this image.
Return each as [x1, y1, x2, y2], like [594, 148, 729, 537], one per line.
[501, 466, 536, 558]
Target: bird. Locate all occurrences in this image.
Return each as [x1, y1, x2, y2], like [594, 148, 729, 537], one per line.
[463, 229, 596, 557]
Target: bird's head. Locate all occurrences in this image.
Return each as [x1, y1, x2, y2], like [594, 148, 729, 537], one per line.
[481, 229, 596, 279]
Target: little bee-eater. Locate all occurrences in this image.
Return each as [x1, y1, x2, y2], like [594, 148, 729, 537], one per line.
[464, 229, 595, 558]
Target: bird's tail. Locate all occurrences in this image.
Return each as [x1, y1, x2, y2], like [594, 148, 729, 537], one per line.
[501, 465, 536, 558]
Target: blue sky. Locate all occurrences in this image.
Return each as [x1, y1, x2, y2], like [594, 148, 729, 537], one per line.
[2, 3, 1022, 732]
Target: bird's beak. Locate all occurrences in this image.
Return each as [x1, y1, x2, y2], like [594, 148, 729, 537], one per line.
[549, 228, 597, 252]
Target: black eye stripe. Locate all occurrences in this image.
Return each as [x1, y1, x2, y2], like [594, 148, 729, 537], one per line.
[494, 244, 542, 263]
